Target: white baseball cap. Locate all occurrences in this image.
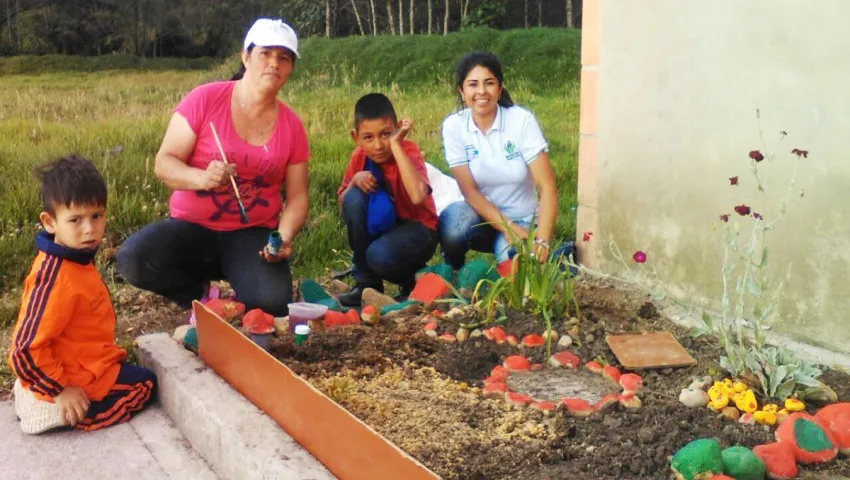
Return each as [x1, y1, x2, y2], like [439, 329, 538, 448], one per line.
[243, 18, 300, 58]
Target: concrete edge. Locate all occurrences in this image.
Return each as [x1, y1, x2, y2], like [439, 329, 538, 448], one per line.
[135, 333, 335, 480]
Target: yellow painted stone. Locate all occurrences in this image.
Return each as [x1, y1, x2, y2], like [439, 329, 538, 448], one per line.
[733, 381, 748, 393]
[734, 390, 758, 413]
[784, 398, 805, 412]
[754, 410, 777, 426]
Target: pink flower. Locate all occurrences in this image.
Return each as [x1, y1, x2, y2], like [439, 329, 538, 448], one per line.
[791, 148, 809, 158]
[729, 176, 739, 186]
[749, 151, 764, 162]
[632, 251, 647, 264]
[582, 231, 593, 242]
[753, 212, 763, 220]
[719, 214, 730, 222]
[734, 205, 751, 216]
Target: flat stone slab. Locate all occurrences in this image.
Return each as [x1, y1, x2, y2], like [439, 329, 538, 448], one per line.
[507, 368, 615, 404]
[0, 402, 216, 480]
[606, 331, 696, 369]
[135, 333, 335, 480]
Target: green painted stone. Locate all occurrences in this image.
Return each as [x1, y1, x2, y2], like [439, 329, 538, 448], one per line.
[720, 446, 766, 480]
[456, 258, 499, 290]
[795, 418, 834, 452]
[300, 279, 342, 311]
[671, 438, 724, 480]
[417, 264, 454, 283]
[380, 299, 419, 316]
[183, 326, 198, 352]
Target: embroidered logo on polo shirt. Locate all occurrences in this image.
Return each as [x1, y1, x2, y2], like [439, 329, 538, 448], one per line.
[504, 140, 522, 161]
[464, 144, 479, 162]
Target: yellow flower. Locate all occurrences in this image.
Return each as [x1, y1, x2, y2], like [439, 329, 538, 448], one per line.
[734, 390, 758, 413]
[733, 381, 748, 393]
[754, 410, 777, 426]
[784, 398, 805, 412]
[763, 403, 779, 413]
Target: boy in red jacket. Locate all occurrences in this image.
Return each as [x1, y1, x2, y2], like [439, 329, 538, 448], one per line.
[9, 155, 156, 434]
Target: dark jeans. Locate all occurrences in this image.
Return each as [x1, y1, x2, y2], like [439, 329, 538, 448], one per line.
[341, 188, 439, 288]
[116, 218, 293, 316]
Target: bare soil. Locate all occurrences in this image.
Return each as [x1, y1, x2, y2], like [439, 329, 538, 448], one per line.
[272, 278, 850, 480]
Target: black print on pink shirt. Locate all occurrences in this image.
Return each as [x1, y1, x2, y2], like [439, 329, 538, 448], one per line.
[196, 175, 271, 223]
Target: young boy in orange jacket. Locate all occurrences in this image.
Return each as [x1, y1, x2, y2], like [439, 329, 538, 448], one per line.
[9, 155, 157, 434]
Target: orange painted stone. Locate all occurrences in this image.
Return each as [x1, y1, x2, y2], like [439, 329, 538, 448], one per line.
[503, 355, 531, 372]
[548, 351, 580, 368]
[709, 476, 734, 480]
[530, 401, 557, 412]
[585, 360, 604, 374]
[815, 402, 850, 454]
[423, 322, 438, 331]
[482, 328, 494, 340]
[521, 334, 546, 347]
[482, 376, 505, 387]
[506, 335, 519, 347]
[438, 333, 456, 343]
[775, 412, 837, 464]
[752, 442, 797, 480]
[506, 392, 532, 407]
[562, 398, 596, 418]
[205, 298, 246, 322]
[496, 259, 514, 278]
[409, 272, 450, 303]
[602, 365, 622, 383]
[619, 392, 642, 409]
[529, 363, 545, 371]
[594, 393, 620, 412]
[242, 308, 274, 334]
[619, 373, 643, 392]
[490, 327, 507, 344]
[482, 382, 508, 400]
[490, 365, 508, 379]
[360, 305, 379, 324]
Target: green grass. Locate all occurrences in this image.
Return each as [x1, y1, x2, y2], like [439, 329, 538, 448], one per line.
[0, 27, 580, 327]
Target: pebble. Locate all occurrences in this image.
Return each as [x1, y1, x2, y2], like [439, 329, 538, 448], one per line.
[456, 328, 470, 343]
[720, 406, 740, 422]
[446, 307, 465, 320]
[470, 329, 483, 339]
[566, 316, 580, 327]
[556, 335, 573, 350]
[172, 325, 191, 342]
[688, 375, 713, 390]
[425, 330, 438, 338]
[584, 334, 596, 343]
[661, 368, 674, 375]
[679, 388, 710, 408]
[330, 279, 350, 294]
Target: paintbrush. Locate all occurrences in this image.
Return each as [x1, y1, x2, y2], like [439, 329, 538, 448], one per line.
[209, 122, 249, 223]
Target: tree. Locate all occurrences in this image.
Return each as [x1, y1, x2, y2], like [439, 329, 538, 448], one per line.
[442, 0, 448, 35]
[408, 0, 413, 34]
[385, 0, 394, 34]
[369, 0, 377, 35]
[427, 0, 432, 35]
[397, 0, 402, 35]
[350, 0, 365, 35]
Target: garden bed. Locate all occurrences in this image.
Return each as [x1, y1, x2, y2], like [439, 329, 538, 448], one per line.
[269, 278, 850, 479]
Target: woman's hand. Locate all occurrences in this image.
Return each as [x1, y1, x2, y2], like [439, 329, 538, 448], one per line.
[531, 242, 550, 263]
[258, 241, 292, 263]
[197, 160, 237, 191]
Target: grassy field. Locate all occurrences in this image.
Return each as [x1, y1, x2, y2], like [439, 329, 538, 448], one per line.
[0, 27, 581, 329]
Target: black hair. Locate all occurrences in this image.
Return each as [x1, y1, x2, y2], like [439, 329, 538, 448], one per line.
[454, 51, 514, 110]
[34, 154, 107, 216]
[230, 44, 297, 81]
[353, 93, 398, 130]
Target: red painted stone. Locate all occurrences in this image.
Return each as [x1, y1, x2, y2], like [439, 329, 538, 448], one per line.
[409, 272, 450, 303]
[496, 259, 514, 278]
[775, 412, 837, 464]
[482, 376, 505, 387]
[752, 442, 798, 480]
[482, 382, 508, 400]
[506, 334, 519, 347]
[437, 333, 456, 343]
[206, 298, 246, 322]
[529, 363, 545, 371]
[506, 392, 532, 407]
[490, 326, 507, 344]
[241, 308, 274, 334]
[602, 366, 622, 383]
[561, 398, 596, 418]
[530, 401, 557, 412]
[503, 355, 531, 372]
[815, 402, 850, 454]
[482, 328, 494, 341]
[709, 476, 734, 480]
[521, 334, 546, 347]
[585, 361, 604, 374]
[490, 365, 508, 379]
[360, 305, 379, 324]
[619, 373, 644, 392]
[423, 322, 438, 331]
[548, 351, 580, 368]
[594, 393, 620, 412]
[618, 392, 642, 409]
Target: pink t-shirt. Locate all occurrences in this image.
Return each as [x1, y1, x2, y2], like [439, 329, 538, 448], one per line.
[168, 81, 310, 231]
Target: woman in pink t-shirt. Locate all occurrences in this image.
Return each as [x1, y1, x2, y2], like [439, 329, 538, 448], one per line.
[117, 19, 309, 317]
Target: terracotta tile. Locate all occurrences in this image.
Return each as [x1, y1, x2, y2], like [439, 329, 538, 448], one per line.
[606, 332, 697, 370]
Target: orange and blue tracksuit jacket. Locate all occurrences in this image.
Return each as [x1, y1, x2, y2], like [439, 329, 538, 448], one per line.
[9, 232, 127, 403]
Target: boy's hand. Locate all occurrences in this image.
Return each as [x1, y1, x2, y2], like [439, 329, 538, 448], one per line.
[54, 386, 90, 427]
[390, 118, 414, 144]
[351, 171, 378, 193]
[197, 160, 237, 191]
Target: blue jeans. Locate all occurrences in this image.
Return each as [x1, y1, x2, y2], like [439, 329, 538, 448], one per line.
[116, 218, 293, 316]
[438, 201, 532, 269]
[341, 188, 438, 288]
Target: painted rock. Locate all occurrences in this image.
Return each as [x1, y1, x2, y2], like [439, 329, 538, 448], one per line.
[585, 360, 604, 374]
[619, 392, 642, 409]
[204, 298, 246, 322]
[619, 373, 643, 392]
[752, 442, 797, 480]
[437, 333, 457, 343]
[505, 334, 519, 347]
[242, 309, 275, 334]
[775, 412, 838, 464]
[689, 375, 714, 391]
[720, 406, 740, 422]
[490, 326, 508, 344]
[548, 351, 580, 368]
[482, 376, 505, 387]
[521, 334, 546, 347]
[530, 401, 557, 412]
[679, 388, 710, 408]
[709, 476, 734, 480]
[561, 398, 596, 418]
[594, 393, 620, 412]
[557, 334, 573, 350]
[172, 324, 191, 343]
[503, 355, 531, 372]
[739, 413, 755, 425]
[360, 305, 380, 325]
[602, 366, 622, 383]
[423, 322, 438, 331]
[408, 272, 450, 303]
[815, 402, 850, 455]
[720, 446, 766, 480]
[482, 328, 493, 341]
[670, 438, 724, 480]
[183, 326, 198, 352]
[490, 365, 509, 380]
[482, 382, 508, 400]
[506, 391, 532, 407]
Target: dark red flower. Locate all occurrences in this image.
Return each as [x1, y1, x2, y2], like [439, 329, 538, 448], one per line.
[729, 176, 739, 186]
[749, 151, 764, 162]
[791, 148, 809, 158]
[582, 231, 593, 242]
[632, 251, 647, 264]
[734, 205, 751, 216]
[719, 214, 730, 222]
[753, 212, 763, 220]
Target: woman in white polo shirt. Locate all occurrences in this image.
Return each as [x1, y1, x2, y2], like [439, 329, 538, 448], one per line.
[438, 51, 558, 269]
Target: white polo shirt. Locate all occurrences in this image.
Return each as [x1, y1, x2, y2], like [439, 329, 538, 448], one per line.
[441, 105, 548, 221]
